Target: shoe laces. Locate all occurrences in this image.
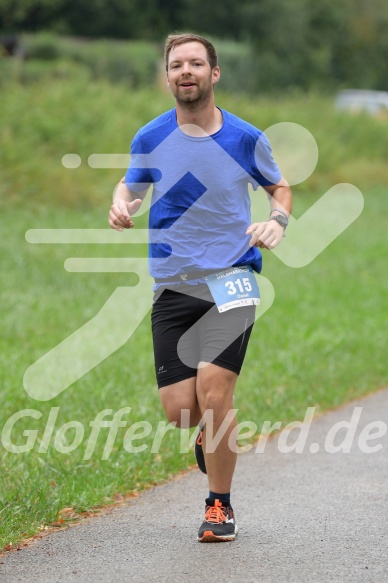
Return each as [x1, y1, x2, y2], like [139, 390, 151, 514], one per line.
[205, 499, 227, 524]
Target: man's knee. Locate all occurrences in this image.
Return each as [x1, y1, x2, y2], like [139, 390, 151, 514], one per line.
[197, 364, 237, 411]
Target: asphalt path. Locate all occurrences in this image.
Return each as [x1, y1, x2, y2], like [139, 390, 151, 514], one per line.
[1, 388, 388, 583]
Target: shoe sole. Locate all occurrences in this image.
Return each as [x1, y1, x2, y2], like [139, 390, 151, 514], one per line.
[198, 525, 238, 543]
[195, 433, 207, 474]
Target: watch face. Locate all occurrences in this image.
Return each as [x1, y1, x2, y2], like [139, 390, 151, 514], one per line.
[272, 214, 288, 227]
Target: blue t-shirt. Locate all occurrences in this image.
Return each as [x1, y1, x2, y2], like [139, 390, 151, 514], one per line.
[125, 107, 281, 286]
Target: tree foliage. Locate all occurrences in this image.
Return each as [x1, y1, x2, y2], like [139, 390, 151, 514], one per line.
[1, 0, 387, 90]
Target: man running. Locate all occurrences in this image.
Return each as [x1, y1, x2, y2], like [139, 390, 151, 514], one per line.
[109, 33, 292, 542]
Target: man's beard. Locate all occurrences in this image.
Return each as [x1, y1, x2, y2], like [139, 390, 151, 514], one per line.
[174, 79, 213, 111]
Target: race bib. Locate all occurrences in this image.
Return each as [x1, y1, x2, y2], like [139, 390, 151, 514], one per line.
[206, 266, 260, 313]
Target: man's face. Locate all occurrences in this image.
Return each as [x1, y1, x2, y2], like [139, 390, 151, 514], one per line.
[166, 41, 220, 106]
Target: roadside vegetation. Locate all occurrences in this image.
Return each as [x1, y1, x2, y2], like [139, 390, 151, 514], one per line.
[0, 53, 387, 550]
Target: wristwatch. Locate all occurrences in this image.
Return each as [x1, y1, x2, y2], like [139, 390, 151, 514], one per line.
[270, 214, 288, 229]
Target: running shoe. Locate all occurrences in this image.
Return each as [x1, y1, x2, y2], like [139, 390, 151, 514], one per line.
[197, 498, 238, 542]
[195, 428, 207, 474]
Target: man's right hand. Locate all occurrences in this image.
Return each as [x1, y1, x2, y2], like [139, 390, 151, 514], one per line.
[108, 198, 143, 231]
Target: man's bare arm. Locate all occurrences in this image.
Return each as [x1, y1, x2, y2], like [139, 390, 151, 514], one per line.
[263, 176, 292, 217]
[246, 176, 292, 250]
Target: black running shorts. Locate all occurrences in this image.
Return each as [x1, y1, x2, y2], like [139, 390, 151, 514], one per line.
[151, 283, 256, 388]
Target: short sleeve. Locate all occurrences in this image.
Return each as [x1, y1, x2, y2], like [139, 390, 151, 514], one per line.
[125, 132, 156, 192]
[250, 132, 282, 189]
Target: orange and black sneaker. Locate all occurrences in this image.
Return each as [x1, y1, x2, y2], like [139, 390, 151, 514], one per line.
[194, 429, 207, 474]
[197, 498, 238, 542]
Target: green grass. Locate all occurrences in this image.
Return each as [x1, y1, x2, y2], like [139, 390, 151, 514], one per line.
[0, 80, 387, 548]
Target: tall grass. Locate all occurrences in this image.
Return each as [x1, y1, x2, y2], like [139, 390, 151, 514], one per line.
[1, 80, 387, 210]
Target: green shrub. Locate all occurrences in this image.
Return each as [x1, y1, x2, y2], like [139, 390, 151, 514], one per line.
[23, 32, 62, 60]
[0, 58, 91, 86]
[21, 34, 261, 92]
[215, 39, 257, 93]
[22, 33, 160, 87]
[71, 39, 160, 86]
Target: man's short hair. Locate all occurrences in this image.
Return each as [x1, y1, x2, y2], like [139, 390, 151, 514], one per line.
[164, 33, 218, 71]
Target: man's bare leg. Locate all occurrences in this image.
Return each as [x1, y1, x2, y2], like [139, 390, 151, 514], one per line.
[159, 365, 238, 487]
[158, 377, 201, 428]
[196, 363, 238, 493]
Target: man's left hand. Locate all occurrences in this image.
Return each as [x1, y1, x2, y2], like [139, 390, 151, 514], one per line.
[246, 221, 285, 250]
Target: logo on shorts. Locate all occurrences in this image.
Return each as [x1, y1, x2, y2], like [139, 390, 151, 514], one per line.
[158, 365, 167, 374]
[180, 274, 188, 281]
